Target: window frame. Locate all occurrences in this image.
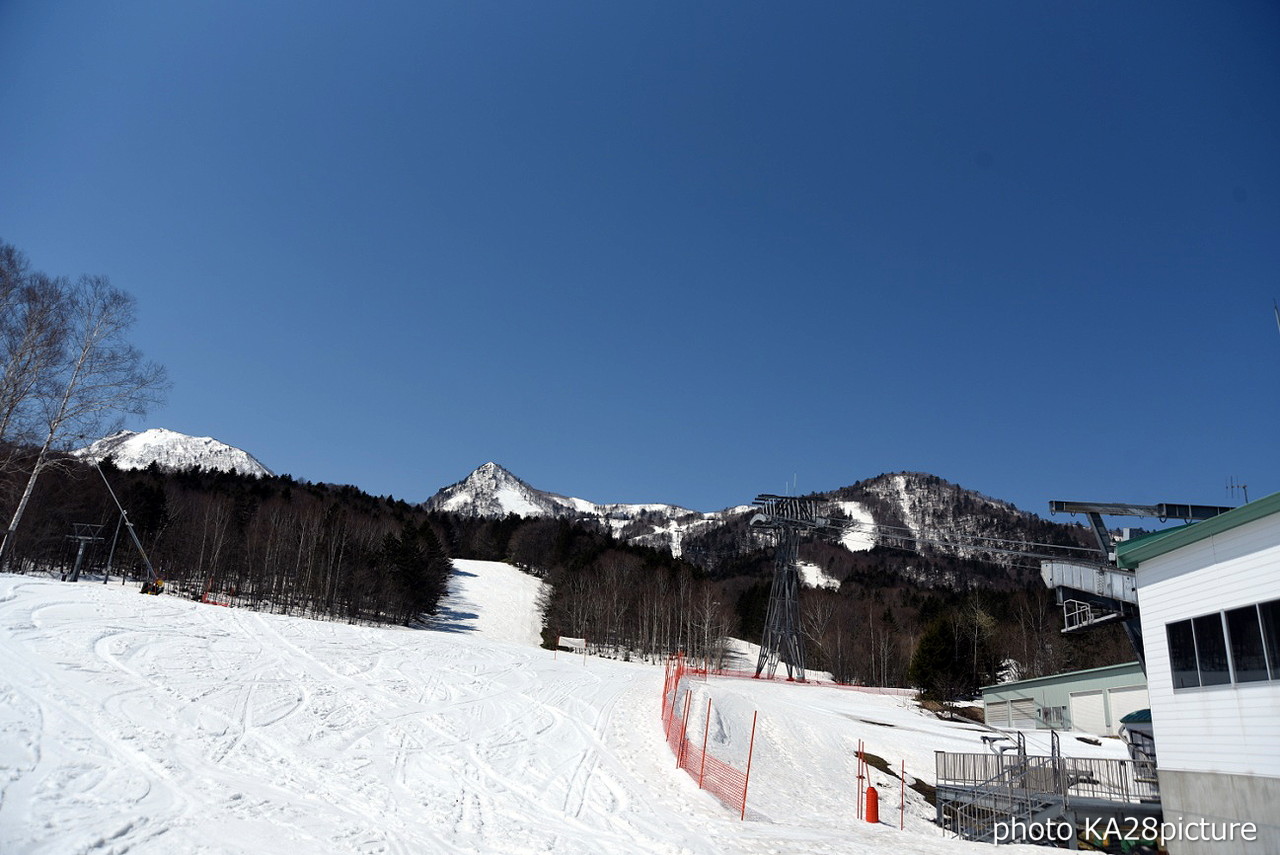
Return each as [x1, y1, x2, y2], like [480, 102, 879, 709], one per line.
[1167, 597, 1280, 691]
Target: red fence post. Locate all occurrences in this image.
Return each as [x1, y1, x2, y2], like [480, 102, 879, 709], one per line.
[699, 697, 712, 789]
[741, 710, 758, 821]
[856, 739, 865, 819]
[662, 659, 673, 739]
[678, 689, 692, 769]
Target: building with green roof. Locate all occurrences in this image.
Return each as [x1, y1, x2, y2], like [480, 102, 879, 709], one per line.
[1115, 491, 1280, 854]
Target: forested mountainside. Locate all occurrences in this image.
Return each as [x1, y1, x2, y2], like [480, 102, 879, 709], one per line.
[3, 446, 1129, 697]
[427, 465, 1126, 690]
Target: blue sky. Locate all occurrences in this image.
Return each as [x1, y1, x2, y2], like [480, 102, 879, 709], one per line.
[2, 1, 1278, 516]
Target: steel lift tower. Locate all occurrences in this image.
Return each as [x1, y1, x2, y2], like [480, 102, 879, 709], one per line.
[749, 494, 840, 681]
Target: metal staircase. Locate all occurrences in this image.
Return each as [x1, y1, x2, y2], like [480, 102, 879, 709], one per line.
[946, 760, 1066, 842]
[938, 734, 1067, 843]
[937, 732, 1162, 845]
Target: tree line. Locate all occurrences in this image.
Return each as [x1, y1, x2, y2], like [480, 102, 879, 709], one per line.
[425, 513, 736, 666]
[5, 449, 1132, 689]
[1, 456, 454, 625]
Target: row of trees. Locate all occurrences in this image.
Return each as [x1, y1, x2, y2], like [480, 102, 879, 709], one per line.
[424, 514, 736, 665]
[2, 459, 454, 625]
[725, 540, 1130, 693]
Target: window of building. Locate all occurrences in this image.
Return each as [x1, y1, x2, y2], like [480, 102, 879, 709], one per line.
[1226, 604, 1269, 683]
[1167, 619, 1199, 689]
[1169, 598, 1280, 689]
[1192, 613, 1231, 686]
[1041, 706, 1067, 728]
[1261, 598, 1280, 680]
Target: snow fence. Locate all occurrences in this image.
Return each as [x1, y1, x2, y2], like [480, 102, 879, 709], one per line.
[661, 655, 757, 820]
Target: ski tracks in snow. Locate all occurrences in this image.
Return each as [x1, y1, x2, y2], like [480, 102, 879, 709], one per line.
[1, 576, 840, 855]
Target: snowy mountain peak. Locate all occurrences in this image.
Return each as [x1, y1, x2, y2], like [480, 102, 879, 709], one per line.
[468, 462, 521, 485]
[73, 428, 273, 478]
[424, 463, 714, 555]
[428, 462, 559, 518]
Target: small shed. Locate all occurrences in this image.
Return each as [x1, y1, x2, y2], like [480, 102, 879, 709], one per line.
[1118, 707, 1156, 764]
[981, 661, 1148, 735]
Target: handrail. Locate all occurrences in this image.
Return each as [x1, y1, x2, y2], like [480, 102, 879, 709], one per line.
[937, 752, 1159, 805]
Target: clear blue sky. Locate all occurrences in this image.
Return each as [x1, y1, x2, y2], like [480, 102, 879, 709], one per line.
[2, 1, 1278, 516]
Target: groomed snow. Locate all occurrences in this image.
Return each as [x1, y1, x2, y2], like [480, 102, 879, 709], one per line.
[427, 558, 547, 646]
[0, 567, 1125, 854]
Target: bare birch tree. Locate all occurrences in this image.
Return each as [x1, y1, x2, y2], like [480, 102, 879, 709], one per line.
[0, 244, 69, 474]
[0, 275, 168, 569]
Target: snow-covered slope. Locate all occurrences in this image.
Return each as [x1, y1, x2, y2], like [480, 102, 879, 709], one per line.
[73, 428, 273, 477]
[833, 499, 877, 552]
[797, 560, 841, 589]
[0, 571, 1126, 855]
[426, 557, 547, 646]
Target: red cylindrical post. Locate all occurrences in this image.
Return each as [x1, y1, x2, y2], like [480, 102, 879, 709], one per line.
[741, 710, 758, 821]
[865, 785, 879, 824]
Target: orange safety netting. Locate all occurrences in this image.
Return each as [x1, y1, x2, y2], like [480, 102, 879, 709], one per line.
[661, 655, 754, 819]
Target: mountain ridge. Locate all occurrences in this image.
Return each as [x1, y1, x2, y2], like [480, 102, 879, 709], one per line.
[423, 462, 728, 556]
[73, 428, 273, 478]
[422, 462, 1090, 573]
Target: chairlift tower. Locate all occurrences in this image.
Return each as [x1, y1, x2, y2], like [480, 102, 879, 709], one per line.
[65, 523, 104, 583]
[750, 494, 841, 682]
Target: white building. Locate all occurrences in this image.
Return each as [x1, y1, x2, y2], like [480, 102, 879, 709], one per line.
[1116, 492, 1280, 854]
[981, 661, 1148, 736]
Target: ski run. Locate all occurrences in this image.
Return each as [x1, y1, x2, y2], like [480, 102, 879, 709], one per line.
[0, 562, 1127, 854]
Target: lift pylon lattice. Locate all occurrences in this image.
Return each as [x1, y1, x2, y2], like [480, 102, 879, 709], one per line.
[750, 495, 841, 682]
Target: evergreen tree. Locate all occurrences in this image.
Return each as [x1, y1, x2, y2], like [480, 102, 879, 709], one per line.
[908, 615, 974, 701]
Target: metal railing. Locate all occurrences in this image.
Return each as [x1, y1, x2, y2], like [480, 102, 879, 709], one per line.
[936, 738, 1160, 843]
[937, 752, 1160, 805]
